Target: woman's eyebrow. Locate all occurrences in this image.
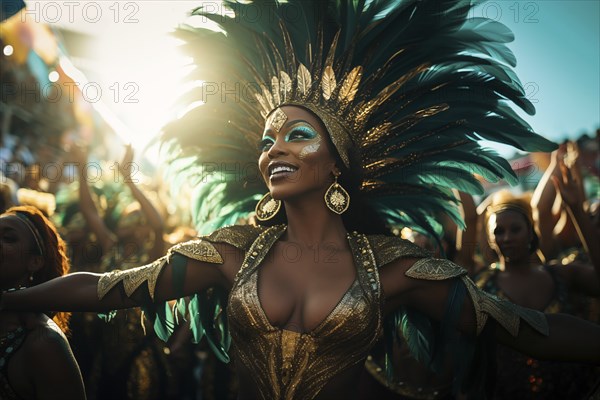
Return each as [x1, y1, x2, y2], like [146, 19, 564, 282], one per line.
[263, 119, 313, 137]
[282, 119, 312, 128]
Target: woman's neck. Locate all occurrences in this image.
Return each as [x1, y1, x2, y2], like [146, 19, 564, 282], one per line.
[283, 193, 348, 246]
[497, 256, 533, 273]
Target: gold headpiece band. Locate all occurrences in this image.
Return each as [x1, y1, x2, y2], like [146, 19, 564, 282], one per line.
[487, 203, 533, 226]
[256, 59, 429, 168]
[12, 212, 45, 256]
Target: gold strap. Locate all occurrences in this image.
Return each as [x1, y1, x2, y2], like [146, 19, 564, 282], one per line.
[97, 257, 168, 301]
[167, 239, 223, 263]
[405, 258, 467, 280]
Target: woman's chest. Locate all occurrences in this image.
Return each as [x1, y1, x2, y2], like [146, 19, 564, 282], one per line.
[227, 229, 382, 337]
[496, 270, 556, 311]
[257, 248, 358, 332]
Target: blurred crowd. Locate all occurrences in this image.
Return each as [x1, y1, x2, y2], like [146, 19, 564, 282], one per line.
[1, 129, 599, 400]
[1, 137, 203, 399]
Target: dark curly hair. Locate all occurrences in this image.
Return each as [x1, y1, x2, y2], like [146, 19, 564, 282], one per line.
[4, 205, 71, 334]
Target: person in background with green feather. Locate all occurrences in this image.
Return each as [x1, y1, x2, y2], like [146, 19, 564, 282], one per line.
[66, 144, 177, 400]
[1, 1, 600, 399]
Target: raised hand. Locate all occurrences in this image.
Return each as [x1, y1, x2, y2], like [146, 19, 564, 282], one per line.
[552, 141, 585, 212]
[70, 143, 89, 165]
[120, 144, 136, 183]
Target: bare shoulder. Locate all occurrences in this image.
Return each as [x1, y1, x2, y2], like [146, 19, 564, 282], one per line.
[367, 233, 430, 301]
[21, 315, 71, 360]
[212, 242, 246, 283]
[378, 256, 421, 296]
[18, 315, 86, 399]
[546, 259, 600, 296]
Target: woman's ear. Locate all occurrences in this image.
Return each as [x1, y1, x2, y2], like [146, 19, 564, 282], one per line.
[28, 254, 44, 275]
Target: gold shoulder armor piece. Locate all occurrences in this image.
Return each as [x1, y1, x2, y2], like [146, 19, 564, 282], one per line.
[405, 258, 467, 280]
[167, 239, 223, 264]
[97, 256, 168, 301]
[368, 235, 431, 267]
[461, 277, 549, 337]
[203, 224, 266, 251]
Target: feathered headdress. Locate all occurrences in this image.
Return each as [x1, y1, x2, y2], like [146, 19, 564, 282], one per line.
[161, 0, 556, 237]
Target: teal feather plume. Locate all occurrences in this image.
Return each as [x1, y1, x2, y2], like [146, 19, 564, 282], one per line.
[161, 0, 554, 238]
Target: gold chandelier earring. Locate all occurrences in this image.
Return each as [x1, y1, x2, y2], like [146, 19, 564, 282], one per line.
[324, 171, 350, 215]
[255, 192, 282, 221]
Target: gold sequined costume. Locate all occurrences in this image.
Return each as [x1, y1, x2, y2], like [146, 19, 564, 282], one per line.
[98, 225, 548, 400]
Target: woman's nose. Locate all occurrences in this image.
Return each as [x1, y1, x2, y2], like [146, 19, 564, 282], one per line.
[267, 138, 287, 158]
[500, 231, 513, 242]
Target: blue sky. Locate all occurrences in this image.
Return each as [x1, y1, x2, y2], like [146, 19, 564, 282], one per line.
[482, 1, 600, 144]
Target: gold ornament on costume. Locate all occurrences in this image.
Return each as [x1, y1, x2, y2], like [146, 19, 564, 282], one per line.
[267, 108, 288, 133]
[324, 173, 350, 215]
[255, 193, 282, 221]
[321, 65, 337, 100]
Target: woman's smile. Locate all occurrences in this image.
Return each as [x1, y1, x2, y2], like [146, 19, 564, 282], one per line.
[268, 161, 299, 182]
[258, 106, 337, 200]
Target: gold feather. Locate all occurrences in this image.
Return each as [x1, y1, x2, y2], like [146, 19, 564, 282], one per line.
[321, 65, 337, 100]
[324, 30, 340, 69]
[297, 63, 312, 96]
[360, 179, 386, 191]
[271, 76, 281, 105]
[355, 99, 376, 125]
[364, 158, 400, 173]
[370, 63, 430, 108]
[280, 71, 292, 102]
[361, 122, 392, 147]
[255, 92, 269, 116]
[261, 84, 274, 111]
[338, 66, 363, 103]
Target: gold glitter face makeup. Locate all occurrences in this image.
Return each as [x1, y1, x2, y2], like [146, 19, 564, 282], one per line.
[299, 134, 322, 159]
[266, 108, 288, 132]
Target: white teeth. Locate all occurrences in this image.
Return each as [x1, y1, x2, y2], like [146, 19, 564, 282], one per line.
[270, 165, 297, 175]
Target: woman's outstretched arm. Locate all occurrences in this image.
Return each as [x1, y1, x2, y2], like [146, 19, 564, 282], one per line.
[381, 257, 600, 363]
[2, 272, 133, 312]
[496, 312, 600, 362]
[1, 242, 241, 313]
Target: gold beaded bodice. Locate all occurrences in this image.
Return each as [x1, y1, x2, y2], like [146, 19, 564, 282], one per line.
[228, 225, 383, 400]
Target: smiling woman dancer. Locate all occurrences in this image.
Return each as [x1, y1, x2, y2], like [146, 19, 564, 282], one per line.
[1, 1, 600, 399]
